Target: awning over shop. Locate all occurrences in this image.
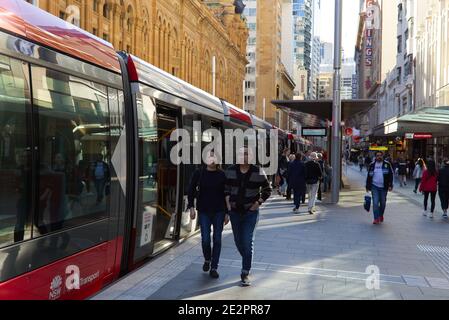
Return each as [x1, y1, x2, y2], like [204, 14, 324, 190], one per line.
[373, 106, 449, 137]
[271, 99, 377, 121]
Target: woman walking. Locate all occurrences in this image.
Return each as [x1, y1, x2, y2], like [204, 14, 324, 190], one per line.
[420, 160, 438, 219]
[187, 151, 229, 279]
[438, 159, 449, 219]
[413, 158, 425, 193]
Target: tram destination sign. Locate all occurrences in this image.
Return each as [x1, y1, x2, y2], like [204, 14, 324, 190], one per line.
[302, 128, 327, 137]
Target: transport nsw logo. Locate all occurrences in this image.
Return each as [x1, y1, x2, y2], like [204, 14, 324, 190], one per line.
[49, 266, 100, 300]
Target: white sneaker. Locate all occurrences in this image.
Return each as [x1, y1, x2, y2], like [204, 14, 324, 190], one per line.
[423, 211, 428, 217]
[429, 212, 434, 219]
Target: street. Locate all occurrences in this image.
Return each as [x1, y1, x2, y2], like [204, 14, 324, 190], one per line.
[93, 167, 449, 300]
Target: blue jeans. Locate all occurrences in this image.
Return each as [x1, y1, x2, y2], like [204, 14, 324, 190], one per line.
[199, 212, 225, 270]
[229, 210, 259, 274]
[94, 178, 105, 202]
[293, 189, 304, 209]
[372, 185, 388, 220]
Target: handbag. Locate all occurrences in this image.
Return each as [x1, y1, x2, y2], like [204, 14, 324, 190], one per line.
[364, 192, 371, 212]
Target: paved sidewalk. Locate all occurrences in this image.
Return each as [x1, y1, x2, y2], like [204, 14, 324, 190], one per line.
[92, 168, 449, 300]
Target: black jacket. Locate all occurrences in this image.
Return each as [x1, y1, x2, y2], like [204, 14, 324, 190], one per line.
[225, 165, 272, 214]
[305, 160, 322, 184]
[438, 165, 449, 191]
[366, 161, 394, 191]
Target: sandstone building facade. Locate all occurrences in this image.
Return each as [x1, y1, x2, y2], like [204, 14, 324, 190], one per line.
[30, 0, 248, 108]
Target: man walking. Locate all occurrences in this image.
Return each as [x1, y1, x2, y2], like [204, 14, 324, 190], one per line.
[366, 151, 394, 225]
[398, 157, 408, 187]
[288, 152, 307, 213]
[225, 147, 272, 286]
[305, 152, 322, 215]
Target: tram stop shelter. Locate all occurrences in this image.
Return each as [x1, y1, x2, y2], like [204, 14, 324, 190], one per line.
[272, 99, 377, 127]
[272, 99, 377, 194]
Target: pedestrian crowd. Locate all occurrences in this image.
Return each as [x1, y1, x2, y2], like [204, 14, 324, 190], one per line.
[362, 151, 449, 224]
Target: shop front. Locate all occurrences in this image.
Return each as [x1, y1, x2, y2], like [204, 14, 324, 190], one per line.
[373, 107, 449, 165]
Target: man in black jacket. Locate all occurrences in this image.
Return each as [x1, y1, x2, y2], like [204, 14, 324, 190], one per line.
[366, 151, 394, 225]
[305, 152, 322, 215]
[225, 147, 272, 286]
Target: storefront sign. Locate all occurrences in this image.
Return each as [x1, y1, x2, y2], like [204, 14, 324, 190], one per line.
[413, 133, 433, 140]
[405, 133, 433, 140]
[369, 146, 388, 151]
[302, 128, 327, 137]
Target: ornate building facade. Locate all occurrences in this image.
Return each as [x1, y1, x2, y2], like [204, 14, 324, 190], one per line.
[32, 0, 248, 108]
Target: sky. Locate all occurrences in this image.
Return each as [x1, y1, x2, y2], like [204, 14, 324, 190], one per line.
[318, 0, 361, 60]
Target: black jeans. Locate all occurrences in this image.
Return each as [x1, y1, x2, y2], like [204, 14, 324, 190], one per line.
[414, 178, 422, 192]
[439, 189, 449, 211]
[424, 191, 437, 213]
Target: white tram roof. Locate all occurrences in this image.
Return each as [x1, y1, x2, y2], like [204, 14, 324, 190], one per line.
[131, 55, 224, 116]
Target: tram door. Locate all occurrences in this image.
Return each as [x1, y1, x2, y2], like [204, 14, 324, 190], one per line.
[153, 106, 179, 254]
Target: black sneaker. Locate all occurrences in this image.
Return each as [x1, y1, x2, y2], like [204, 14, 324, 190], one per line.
[241, 273, 251, 287]
[203, 261, 211, 272]
[209, 269, 219, 279]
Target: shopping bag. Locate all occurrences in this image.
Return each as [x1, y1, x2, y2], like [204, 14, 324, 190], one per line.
[364, 192, 372, 212]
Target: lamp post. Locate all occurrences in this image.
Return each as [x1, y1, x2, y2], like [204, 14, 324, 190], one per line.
[331, 0, 343, 204]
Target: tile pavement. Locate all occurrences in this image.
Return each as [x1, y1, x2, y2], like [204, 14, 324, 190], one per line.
[91, 166, 449, 300]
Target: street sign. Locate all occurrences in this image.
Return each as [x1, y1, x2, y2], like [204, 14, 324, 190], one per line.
[345, 127, 353, 136]
[369, 146, 388, 151]
[302, 128, 327, 137]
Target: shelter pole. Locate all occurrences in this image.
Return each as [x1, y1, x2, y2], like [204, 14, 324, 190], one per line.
[331, 0, 343, 204]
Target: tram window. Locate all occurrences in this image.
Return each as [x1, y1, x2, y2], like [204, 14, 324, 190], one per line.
[31, 66, 111, 236]
[0, 55, 32, 248]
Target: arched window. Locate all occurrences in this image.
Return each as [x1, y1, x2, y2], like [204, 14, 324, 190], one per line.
[103, 4, 109, 18]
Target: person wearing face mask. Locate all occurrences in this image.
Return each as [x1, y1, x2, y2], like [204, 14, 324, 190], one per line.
[366, 151, 394, 225]
[187, 151, 229, 279]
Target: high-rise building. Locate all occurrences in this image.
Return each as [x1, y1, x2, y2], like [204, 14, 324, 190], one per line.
[243, 0, 258, 112]
[292, 0, 313, 98]
[257, 0, 295, 127]
[310, 0, 321, 99]
[354, 0, 397, 134]
[317, 73, 333, 99]
[415, 0, 449, 109]
[242, 0, 295, 128]
[311, 36, 322, 99]
[320, 42, 333, 65]
[341, 58, 356, 100]
[377, 0, 416, 126]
